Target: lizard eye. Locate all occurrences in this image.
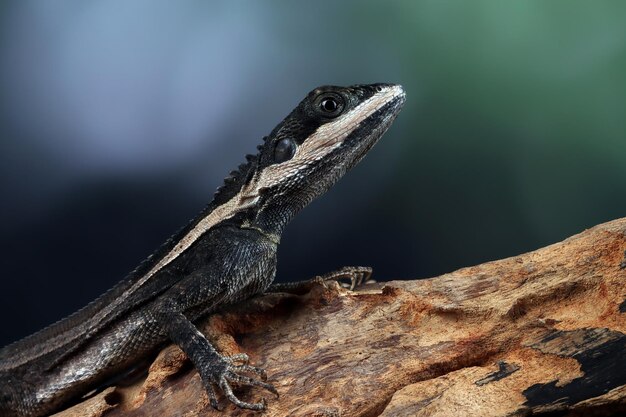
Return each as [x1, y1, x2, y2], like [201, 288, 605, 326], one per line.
[315, 93, 344, 118]
[273, 138, 296, 163]
[321, 98, 338, 112]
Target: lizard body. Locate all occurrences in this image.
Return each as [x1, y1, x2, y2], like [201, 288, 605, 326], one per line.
[0, 84, 405, 416]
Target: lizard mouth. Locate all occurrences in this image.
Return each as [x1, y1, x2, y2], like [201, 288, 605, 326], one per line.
[341, 85, 406, 169]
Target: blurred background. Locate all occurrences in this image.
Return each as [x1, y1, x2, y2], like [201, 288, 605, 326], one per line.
[1, 1, 625, 346]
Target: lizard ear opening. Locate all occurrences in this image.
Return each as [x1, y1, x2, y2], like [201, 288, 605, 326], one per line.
[273, 138, 296, 163]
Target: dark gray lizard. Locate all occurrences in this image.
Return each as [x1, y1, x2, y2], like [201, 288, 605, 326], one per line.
[0, 83, 405, 416]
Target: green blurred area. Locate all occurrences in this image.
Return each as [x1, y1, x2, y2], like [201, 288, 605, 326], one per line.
[311, 0, 626, 273]
[2, 0, 623, 275]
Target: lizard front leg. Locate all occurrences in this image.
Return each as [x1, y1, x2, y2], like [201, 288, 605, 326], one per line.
[266, 266, 373, 294]
[150, 241, 279, 412]
[152, 287, 277, 411]
[154, 300, 276, 410]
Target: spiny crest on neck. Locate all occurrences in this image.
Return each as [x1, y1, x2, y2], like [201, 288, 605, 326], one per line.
[211, 136, 268, 206]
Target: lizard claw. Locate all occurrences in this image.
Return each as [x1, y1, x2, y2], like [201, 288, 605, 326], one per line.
[232, 363, 268, 381]
[204, 353, 277, 411]
[224, 353, 268, 380]
[317, 266, 373, 290]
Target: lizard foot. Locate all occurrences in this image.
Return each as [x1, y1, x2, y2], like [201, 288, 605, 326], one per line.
[265, 266, 373, 294]
[315, 265, 373, 290]
[203, 353, 278, 411]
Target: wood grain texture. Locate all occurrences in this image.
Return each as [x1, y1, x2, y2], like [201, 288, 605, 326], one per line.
[53, 218, 626, 417]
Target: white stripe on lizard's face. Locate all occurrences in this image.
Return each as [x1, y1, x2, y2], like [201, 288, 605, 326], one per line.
[255, 84, 404, 191]
[130, 85, 403, 290]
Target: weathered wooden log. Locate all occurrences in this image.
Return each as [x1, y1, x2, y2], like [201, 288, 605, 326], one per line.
[54, 218, 626, 417]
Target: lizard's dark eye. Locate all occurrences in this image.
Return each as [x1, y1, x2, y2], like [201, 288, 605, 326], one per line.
[321, 98, 338, 112]
[273, 138, 296, 163]
[315, 93, 344, 118]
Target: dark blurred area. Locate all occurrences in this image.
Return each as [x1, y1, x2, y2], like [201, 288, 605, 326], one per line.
[1, 1, 625, 347]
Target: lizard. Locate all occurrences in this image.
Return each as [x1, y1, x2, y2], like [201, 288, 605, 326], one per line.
[0, 83, 406, 416]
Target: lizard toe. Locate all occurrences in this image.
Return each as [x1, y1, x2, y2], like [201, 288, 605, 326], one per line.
[224, 353, 249, 365]
[225, 370, 278, 396]
[231, 363, 268, 381]
[203, 353, 275, 410]
[219, 378, 267, 411]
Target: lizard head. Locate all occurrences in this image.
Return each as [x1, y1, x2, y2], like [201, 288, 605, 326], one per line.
[251, 83, 405, 231]
[213, 83, 405, 232]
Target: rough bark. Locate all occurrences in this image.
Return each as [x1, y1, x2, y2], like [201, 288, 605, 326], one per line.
[54, 218, 626, 417]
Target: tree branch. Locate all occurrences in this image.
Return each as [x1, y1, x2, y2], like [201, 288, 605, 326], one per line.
[54, 218, 626, 417]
